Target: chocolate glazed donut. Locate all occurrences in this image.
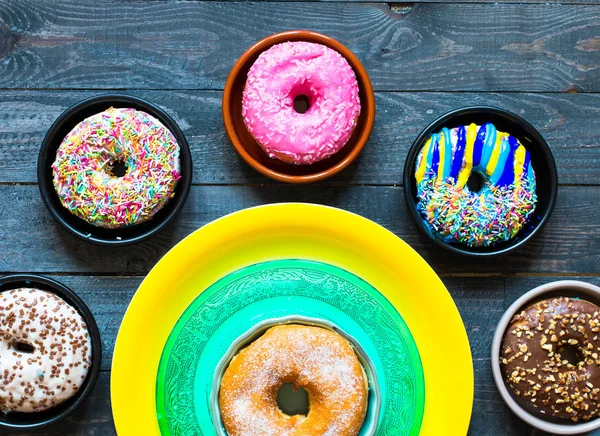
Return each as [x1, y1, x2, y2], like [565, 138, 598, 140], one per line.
[501, 298, 600, 422]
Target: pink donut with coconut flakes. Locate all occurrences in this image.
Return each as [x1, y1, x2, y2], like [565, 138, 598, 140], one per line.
[242, 41, 361, 165]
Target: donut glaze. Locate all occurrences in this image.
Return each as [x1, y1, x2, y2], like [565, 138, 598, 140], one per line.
[219, 325, 368, 436]
[501, 297, 600, 422]
[415, 123, 538, 247]
[0, 288, 92, 413]
[52, 107, 181, 229]
[242, 41, 361, 165]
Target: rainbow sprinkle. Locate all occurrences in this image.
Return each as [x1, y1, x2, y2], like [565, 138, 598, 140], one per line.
[415, 123, 538, 247]
[416, 178, 537, 247]
[52, 107, 181, 229]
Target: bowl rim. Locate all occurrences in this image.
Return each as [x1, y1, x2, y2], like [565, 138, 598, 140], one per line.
[402, 105, 558, 257]
[491, 280, 600, 434]
[209, 315, 381, 436]
[37, 94, 193, 246]
[0, 274, 102, 430]
[222, 30, 376, 184]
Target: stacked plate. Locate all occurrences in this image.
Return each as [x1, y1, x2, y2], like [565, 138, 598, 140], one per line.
[111, 203, 473, 435]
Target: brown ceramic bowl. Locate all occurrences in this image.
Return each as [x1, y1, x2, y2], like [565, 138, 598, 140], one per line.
[223, 30, 375, 184]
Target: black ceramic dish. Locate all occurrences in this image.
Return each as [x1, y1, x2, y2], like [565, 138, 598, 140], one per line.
[403, 106, 558, 256]
[38, 95, 192, 246]
[0, 274, 102, 430]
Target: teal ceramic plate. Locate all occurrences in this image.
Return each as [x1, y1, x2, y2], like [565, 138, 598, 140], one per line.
[156, 259, 425, 435]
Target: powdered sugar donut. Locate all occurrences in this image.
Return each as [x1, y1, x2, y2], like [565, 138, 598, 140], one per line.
[242, 41, 361, 165]
[0, 288, 92, 413]
[219, 324, 368, 436]
[52, 107, 181, 229]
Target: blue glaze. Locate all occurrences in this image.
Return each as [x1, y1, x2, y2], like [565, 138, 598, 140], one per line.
[430, 134, 440, 177]
[424, 133, 437, 177]
[524, 153, 533, 179]
[496, 136, 520, 187]
[490, 137, 512, 186]
[449, 126, 467, 181]
[479, 123, 497, 170]
[472, 124, 486, 167]
[440, 127, 453, 180]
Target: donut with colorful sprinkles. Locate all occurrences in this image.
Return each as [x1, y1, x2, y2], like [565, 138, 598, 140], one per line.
[414, 123, 538, 247]
[51, 107, 181, 229]
[242, 41, 361, 165]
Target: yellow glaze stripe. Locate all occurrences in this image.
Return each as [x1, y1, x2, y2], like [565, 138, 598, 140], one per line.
[437, 131, 446, 181]
[513, 143, 526, 190]
[456, 123, 478, 188]
[485, 133, 504, 176]
[415, 138, 432, 184]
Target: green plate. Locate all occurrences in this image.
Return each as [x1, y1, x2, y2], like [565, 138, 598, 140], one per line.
[156, 259, 425, 435]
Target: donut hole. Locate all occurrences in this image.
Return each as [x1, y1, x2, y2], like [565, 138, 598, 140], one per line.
[293, 95, 311, 114]
[276, 382, 309, 416]
[13, 341, 35, 354]
[109, 159, 128, 178]
[557, 344, 583, 367]
[466, 170, 486, 193]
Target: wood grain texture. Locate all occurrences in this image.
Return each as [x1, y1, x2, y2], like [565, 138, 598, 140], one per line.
[1, 90, 599, 186]
[0, 184, 598, 275]
[0, 2, 599, 92]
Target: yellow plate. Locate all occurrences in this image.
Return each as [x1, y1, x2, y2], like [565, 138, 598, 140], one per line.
[111, 203, 473, 435]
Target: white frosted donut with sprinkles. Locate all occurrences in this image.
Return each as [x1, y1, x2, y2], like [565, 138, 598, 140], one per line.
[52, 107, 181, 229]
[242, 41, 361, 165]
[0, 288, 91, 413]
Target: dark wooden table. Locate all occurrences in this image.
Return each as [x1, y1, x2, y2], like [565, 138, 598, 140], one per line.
[1, 1, 599, 435]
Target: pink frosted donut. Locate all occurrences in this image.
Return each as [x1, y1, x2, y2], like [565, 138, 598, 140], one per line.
[242, 41, 361, 165]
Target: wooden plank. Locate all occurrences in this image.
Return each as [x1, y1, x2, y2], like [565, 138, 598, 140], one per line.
[0, 184, 598, 275]
[505, 276, 600, 309]
[0, 2, 598, 92]
[1, 90, 599, 186]
[386, 0, 600, 3]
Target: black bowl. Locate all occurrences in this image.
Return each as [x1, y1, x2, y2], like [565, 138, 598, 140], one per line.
[38, 95, 192, 246]
[403, 106, 558, 256]
[0, 274, 102, 430]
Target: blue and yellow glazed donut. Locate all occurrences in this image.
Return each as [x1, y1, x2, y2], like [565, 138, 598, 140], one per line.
[415, 123, 538, 247]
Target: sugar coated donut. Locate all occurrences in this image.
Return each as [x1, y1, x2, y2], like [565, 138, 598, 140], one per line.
[415, 123, 538, 247]
[52, 107, 181, 229]
[0, 288, 91, 413]
[219, 324, 368, 436]
[501, 297, 600, 422]
[242, 41, 361, 165]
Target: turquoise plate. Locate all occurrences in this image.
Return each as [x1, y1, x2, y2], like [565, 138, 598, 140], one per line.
[156, 259, 425, 435]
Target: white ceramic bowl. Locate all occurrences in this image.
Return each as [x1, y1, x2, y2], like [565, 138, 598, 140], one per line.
[492, 280, 600, 434]
[210, 315, 381, 436]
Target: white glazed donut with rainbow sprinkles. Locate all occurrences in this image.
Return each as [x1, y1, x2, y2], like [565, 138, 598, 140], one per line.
[52, 107, 181, 229]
